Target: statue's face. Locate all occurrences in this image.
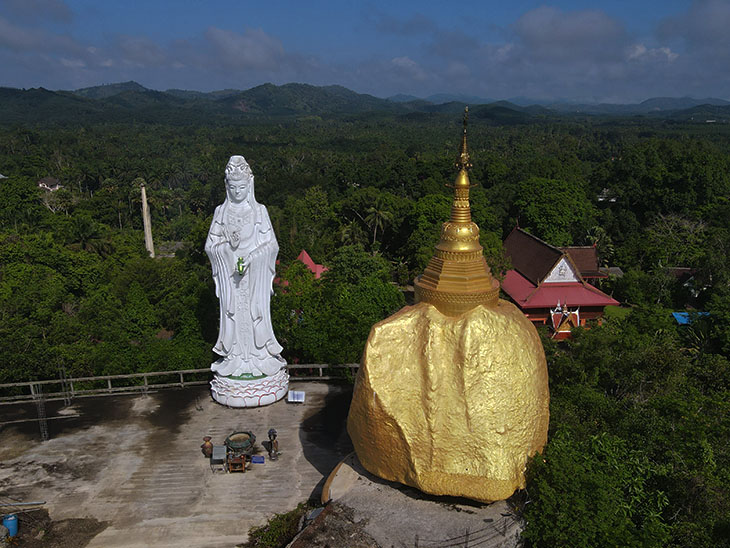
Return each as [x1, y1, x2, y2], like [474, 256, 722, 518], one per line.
[225, 156, 252, 204]
[227, 178, 250, 204]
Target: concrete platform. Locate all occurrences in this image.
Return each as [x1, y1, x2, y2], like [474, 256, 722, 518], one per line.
[0, 382, 353, 547]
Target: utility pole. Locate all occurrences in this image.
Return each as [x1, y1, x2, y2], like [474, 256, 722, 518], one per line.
[140, 182, 155, 258]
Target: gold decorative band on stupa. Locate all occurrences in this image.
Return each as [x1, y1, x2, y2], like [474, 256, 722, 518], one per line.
[414, 107, 500, 316]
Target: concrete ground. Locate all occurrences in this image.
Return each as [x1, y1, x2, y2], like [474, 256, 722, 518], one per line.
[0, 382, 353, 548]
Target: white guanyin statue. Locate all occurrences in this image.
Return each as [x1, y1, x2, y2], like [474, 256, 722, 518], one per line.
[205, 155, 288, 407]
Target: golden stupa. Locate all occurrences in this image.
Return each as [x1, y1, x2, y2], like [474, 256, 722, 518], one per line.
[347, 109, 550, 503]
[414, 108, 500, 316]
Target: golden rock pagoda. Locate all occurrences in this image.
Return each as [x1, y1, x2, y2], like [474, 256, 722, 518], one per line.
[347, 109, 550, 503]
[414, 108, 500, 316]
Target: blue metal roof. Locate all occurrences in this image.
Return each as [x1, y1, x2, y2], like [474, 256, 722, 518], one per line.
[672, 312, 710, 325]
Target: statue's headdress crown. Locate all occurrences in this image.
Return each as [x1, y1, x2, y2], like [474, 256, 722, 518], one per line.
[225, 155, 253, 182]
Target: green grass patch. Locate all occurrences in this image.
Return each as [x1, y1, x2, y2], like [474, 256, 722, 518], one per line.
[239, 502, 314, 548]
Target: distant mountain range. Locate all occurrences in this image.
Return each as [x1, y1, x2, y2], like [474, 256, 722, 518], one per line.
[0, 81, 728, 125]
[388, 92, 496, 105]
[546, 96, 730, 115]
[73, 80, 149, 99]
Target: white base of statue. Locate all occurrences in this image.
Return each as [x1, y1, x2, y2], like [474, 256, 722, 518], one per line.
[210, 368, 289, 408]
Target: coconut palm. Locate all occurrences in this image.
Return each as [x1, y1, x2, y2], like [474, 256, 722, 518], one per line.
[365, 199, 394, 248]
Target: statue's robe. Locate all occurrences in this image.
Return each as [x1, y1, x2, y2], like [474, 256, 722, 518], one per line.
[205, 198, 284, 377]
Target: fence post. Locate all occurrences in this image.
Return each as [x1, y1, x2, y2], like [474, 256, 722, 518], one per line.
[179, 372, 184, 387]
[30, 383, 36, 397]
[107, 379, 112, 393]
[143, 375, 149, 395]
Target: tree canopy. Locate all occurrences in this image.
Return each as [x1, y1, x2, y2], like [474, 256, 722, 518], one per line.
[1, 111, 730, 547]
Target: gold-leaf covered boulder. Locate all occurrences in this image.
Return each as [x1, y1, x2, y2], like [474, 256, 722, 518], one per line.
[347, 301, 549, 503]
[347, 108, 549, 503]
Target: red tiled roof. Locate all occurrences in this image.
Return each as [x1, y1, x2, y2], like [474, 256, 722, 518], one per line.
[504, 227, 563, 285]
[502, 270, 619, 309]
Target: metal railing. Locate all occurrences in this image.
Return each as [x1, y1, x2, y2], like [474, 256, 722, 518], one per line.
[0, 363, 359, 405]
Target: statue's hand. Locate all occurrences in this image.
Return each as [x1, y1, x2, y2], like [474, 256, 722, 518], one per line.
[241, 252, 253, 270]
[229, 230, 241, 250]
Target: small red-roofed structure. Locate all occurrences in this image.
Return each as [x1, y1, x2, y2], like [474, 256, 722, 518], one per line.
[502, 228, 619, 337]
[275, 249, 328, 287]
[296, 249, 327, 279]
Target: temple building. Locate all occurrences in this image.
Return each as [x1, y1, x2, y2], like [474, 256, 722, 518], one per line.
[501, 227, 619, 338]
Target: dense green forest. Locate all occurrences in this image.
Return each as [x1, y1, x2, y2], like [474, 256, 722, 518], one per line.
[1, 88, 729, 546]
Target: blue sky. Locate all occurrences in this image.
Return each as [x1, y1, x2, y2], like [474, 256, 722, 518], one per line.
[1, 0, 728, 102]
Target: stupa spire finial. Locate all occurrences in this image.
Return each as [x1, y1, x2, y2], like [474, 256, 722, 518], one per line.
[413, 108, 500, 316]
[458, 106, 472, 172]
[448, 106, 474, 223]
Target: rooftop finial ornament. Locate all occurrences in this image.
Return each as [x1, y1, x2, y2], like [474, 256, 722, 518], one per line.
[413, 107, 500, 316]
[457, 106, 472, 172]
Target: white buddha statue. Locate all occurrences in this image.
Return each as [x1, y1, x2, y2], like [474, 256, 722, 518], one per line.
[205, 155, 288, 407]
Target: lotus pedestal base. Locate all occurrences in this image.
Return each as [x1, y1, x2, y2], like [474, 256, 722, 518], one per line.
[210, 368, 289, 408]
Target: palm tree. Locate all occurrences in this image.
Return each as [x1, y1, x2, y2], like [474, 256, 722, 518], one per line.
[338, 220, 366, 246]
[365, 199, 394, 248]
[585, 226, 614, 267]
[69, 214, 108, 255]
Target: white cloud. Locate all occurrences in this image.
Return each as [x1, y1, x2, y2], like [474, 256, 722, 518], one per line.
[60, 57, 85, 68]
[204, 27, 286, 71]
[116, 36, 167, 67]
[512, 6, 628, 62]
[660, 0, 730, 51]
[390, 56, 428, 81]
[628, 44, 678, 63]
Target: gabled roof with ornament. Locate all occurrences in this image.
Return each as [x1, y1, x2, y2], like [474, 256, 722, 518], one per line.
[502, 272, 618, 309]
[274, 249, 327, 287]
[504, 227, 565, 286]
[551, 303, 580, 332]
[502, 228, 619, 310]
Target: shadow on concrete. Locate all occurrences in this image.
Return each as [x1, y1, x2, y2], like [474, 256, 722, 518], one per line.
[0, 386, 203, 443]
[298, 381, 354, 502]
